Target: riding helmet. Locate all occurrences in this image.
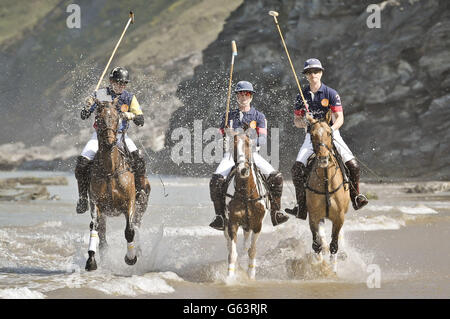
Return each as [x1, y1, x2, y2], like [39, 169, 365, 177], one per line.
[303, 58, 325, 73]
[234, 81, 255, 94]
[109, 67, 130, 83]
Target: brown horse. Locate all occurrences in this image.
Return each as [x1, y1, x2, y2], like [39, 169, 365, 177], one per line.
[305, 113, 350, 272]
[225, 132, 268, 280]
[85, 98, 148, 271]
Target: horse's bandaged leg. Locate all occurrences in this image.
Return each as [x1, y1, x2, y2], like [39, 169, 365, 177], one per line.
[126, 241, 136, 260]
[330, 254, 338, 273]
[247, 231, 260, 279]
[318, 220, 328, 253]
[227, 239, 238, 278]
[88, 230, 99, 253]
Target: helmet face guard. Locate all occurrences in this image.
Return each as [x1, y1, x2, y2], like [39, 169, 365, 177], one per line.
[109, 67, 130, 83]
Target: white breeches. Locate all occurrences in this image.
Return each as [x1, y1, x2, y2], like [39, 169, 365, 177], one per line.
[295, 130, 354, 165]
[215, 152, 275, 177]
[80, 131, 138, 160]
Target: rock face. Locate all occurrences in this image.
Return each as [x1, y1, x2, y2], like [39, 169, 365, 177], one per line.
[165, 0, 450, 179]
[0, 176, 67, 201]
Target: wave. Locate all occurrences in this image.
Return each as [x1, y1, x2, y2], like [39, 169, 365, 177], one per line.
[0, 287, 46, 299]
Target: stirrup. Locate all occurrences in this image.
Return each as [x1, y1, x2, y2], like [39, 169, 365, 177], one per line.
[353, 194, 368, 210]
[271, 211, 289, 226]
[285, 205, 307, 220]
[209, 215, 225, 231]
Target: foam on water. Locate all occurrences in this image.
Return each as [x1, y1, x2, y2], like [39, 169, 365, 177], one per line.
[0, 287, 46, 299]
[344, 216, 406, 231]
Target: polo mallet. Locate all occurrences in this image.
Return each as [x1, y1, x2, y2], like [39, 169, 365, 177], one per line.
[94, 11, 135, 92]
[268, 11, 309, 112]
[224, 40, 238, 128]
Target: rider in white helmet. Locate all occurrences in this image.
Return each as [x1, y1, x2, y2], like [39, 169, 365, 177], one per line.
[209, 81, 290, 230]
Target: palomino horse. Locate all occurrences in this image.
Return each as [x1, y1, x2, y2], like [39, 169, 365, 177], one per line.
[305, 113, 350, 272]
[225, 132, 268, 280]
[85, 98, 148, 271]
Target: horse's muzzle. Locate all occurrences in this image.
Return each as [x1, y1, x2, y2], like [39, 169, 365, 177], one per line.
[238, 163, 250, 178]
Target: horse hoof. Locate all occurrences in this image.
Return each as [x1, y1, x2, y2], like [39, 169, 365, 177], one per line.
[85, 257, 97, 271]
[124, 255, 137, 266]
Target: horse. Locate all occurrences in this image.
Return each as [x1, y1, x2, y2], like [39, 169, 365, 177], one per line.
[304, 113, 350, 272]
[84, 98, 148, 271]
[225, 131, 268, 280]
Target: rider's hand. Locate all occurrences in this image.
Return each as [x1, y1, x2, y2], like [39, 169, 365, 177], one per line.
[80, 107, 91, 120]
[85, 96, 95, 108]
[121, 112, 135, 120]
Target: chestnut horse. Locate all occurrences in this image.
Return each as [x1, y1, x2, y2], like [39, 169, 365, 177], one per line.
[225, 132, 269, 280]
[305, 113, 350, 272]
[85, 98, 148, 271]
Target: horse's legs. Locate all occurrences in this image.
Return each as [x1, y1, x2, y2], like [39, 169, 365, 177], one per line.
[124, 203, 137, 266]
[309, 217, 323, 263]
[318, 218, 329, 253]
[226, 223, 239, 279]
[329, 219, 344, 273]
[85, 205, 100, 271]
[242, 228, 251, 254]
[98, 213, 108, 259]
[247, 231, 260, 280]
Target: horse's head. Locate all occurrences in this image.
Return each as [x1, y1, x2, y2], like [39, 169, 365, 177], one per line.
[233, 131, 252, 179]
[95, 98, 120, 148]
[306, 113, 333, 168]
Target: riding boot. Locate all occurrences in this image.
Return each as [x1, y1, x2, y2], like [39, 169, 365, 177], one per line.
[209, 174, 228, 231]
[267, 171, 289, 226]
[345, 159, 368, 210]
[75, 156, 91, 214]
[131, 150, 149, 206]
[285, 161, 308, 220]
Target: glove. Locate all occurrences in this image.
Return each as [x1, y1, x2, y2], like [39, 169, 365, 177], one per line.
[121, 112, 135, 120]
[80, 107, 91, 120]
[85, 96, 95, 108]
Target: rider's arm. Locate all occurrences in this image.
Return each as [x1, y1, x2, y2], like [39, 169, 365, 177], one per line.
[331, 111, 344, 131]
[256, 114, 267, 146]
[329, 92, 344, 131]
[127, 95, 144, 126]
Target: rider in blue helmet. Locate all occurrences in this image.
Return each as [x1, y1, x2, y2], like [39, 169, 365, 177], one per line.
[285, 58, 368, 219]
[209, 80, 290, 231]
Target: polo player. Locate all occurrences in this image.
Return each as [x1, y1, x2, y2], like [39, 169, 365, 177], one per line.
[209, 81, 290, 230]
[75, 67, 148, 214]
[285, 58, 368, 219]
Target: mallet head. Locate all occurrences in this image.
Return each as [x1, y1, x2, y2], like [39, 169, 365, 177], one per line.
[129, 11, 135, 24]
[269, 11, 279, 17]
